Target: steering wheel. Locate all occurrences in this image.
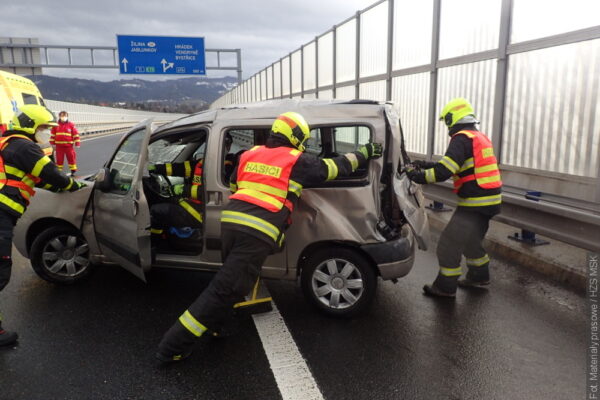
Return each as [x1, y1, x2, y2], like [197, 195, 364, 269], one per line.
[145, 172, 174, 199]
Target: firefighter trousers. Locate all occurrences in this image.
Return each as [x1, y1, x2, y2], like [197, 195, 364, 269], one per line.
[55, 145, 77, 172]
[433, 207, 492, 293]
[157, 228, 272, 358]
[0, 209, 17, 293]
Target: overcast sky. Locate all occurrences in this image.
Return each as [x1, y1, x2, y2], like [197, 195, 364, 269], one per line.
[4, 0, 375, 81]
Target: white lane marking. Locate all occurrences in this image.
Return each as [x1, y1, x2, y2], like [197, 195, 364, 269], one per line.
[81, 132, 124, 142]
[253, 302, 324, 400]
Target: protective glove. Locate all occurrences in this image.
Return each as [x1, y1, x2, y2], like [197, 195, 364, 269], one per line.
[173, 184, 185, 196]
[68, 180, 87, 192]
[403, 166, 420, 182]
[359, 142, 383, 159]
[148, 164, 156, 171]
[412, 160, 436, 169]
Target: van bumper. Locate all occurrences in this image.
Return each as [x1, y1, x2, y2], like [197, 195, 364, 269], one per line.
[360, 227, 415, 280]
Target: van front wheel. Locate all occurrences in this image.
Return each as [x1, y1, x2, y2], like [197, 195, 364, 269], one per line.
[30, 226, 93, 285]
[301, 247, 377, 318]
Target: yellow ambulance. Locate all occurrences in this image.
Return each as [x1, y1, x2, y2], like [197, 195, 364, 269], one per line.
[0, 70, 46, 134]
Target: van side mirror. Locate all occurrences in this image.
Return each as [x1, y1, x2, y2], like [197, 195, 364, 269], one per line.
[94, 168, 111, 192]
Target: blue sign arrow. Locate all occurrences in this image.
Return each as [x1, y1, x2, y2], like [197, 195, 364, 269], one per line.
[117, 35, 206, 75]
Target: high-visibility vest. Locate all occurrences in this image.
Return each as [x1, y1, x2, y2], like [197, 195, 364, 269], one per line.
[230, 145, 302, 213]
[0, 135, 42, 210]
[452, 130, 502, 193]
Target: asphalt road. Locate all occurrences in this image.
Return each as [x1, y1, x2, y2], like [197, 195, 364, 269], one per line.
[0, 131, 586, 399]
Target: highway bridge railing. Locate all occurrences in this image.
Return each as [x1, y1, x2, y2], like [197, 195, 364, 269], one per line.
[44, 99, 187, 136]
[210, 0, 600, 253]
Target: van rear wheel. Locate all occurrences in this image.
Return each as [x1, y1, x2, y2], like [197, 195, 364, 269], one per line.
[30, 226, 93, 285]
[301, 247, 377, 318]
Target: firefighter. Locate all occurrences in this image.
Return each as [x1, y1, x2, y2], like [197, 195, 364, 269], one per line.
[156, 112, 382, 362]
[148, 158, 204, 238]
[0, 105, 85, 346]
[406, 98, 502, 298]
[50, 111, 80, 176]
[148, 133, 234, 239]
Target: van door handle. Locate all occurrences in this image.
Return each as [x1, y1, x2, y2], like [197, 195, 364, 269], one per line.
[207, 191, 222, 205]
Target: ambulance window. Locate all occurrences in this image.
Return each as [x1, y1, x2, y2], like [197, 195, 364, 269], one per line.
[22, 93, 38, 105]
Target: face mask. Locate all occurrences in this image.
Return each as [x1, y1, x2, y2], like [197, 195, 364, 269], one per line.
[60, 117, 68, 122]
[35, 129, 51, 144]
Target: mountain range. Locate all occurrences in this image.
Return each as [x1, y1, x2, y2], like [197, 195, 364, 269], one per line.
[29, 75, 238, 112]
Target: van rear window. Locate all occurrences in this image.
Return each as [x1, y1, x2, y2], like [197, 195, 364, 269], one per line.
[22, 93, 38, 105]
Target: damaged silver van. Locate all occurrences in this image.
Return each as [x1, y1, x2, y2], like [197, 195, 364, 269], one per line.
[13, 99, 428, 317]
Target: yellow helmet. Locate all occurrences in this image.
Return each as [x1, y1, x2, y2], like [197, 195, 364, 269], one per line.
[270, 112, 311, 151]
[439, 98, 476, 128]
[11, 104, 58, 135]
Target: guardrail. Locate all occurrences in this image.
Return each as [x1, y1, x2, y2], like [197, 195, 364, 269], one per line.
[44, 99, 187, 136]
[422, 182, 600, 253]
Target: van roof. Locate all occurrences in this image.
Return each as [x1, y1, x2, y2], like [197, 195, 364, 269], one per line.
[0, 70, 41, 93]
[157, 99, 390, 132]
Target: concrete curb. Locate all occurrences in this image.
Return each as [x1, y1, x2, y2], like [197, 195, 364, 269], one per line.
[425, 205, 587, 294]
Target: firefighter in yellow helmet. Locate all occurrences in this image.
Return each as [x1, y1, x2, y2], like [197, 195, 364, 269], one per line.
[406, 98, 502, 298]
[0, 105, 85, 346]
[156, 112, 383, 362]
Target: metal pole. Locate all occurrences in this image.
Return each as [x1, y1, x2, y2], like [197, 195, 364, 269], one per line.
[279, 57, 283, 99]
[426, 0, 442, 159]
[68, 48, 72, 65]
[355, 11, 361, 99]
[333, 25, 337, 98]
[315, 37, 319, 98]
[492, 0, 514, 164]
[45, 47, 49, 65]
[236, 49, 242, 84]
[91, 49, 95, 66]
[300, 45, 304, 98]
[289, 52, 292, 98]
[386, 0, 395, 102]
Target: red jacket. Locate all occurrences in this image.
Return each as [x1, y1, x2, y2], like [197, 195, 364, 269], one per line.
[51, 121, 80, 147]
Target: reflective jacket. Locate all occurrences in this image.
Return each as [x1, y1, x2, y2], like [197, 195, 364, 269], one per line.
[50, 121, 80, 147]
[223, 137, 369, 251]
[229, 145, 301, 213]
[410, 125, 502, 215]
[0, 132, 76, 217]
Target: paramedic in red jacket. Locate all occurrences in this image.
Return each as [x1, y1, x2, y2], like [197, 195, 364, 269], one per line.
[50, 111, 80, 176]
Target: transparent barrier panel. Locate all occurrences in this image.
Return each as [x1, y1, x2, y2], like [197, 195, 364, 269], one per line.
[512, 0, 600, 43]
[391, 73, 430, 154]
[360, 1, 388, 78]
[318, 32, 334, 87]
[502, 40, 600, 177]
[303, 42, 316, 91]
[435, 60, 497, 155]
[336, 18, 357, 84]
[393, 0, 434, 70]
[291, 50, 302, 94]
[335, 85, 356, 100]
[273, 62, 281, 98]
[439, 0, 501, 59]
[282, 56, 290, 96]
[359, 80, 386, 101]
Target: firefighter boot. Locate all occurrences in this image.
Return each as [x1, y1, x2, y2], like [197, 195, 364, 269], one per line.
[458, 265, 490, 288]
[156, 316, 199, 364]
[0, 322, 18, 347]
[423, 273, 458, 298]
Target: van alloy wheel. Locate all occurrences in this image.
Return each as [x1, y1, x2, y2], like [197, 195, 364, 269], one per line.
[301, 247, 377, 318]
[311, 258, 364, 310]
[42, 234, 90, 277]
[30, 226, 94, 285]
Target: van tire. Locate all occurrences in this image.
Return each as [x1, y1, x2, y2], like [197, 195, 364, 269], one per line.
[301, 247, 377, 318]
[30, 226, 94, 285]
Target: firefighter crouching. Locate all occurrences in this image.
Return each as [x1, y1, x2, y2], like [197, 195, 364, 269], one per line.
[0, 105, 85, 346]
[156, 111, 382, 362]
[406, 98, 502, 298]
